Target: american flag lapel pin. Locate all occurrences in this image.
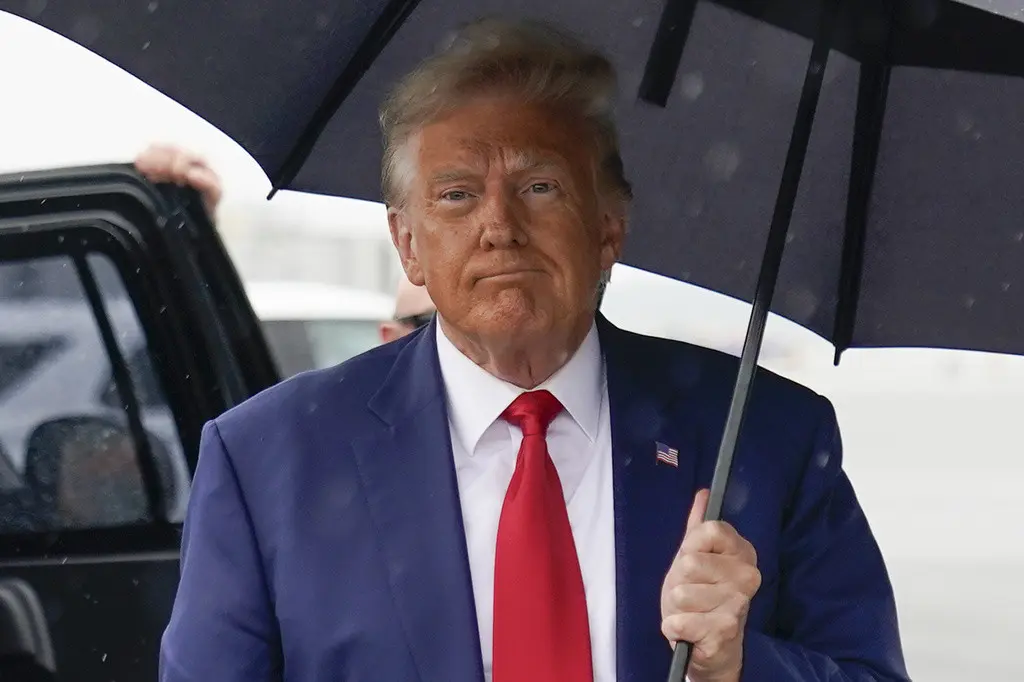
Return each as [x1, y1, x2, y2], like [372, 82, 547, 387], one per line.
[655, 441, 679, 467]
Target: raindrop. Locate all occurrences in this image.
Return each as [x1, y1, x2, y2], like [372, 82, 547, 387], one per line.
[724, 479, 750, 514]
[25, 0, 47, 18]
[955, 111, 974, 133]
[142, 41, 151, 51]
[785, 233, 796, 244]
[57, 235, 64, 244]
[1002, 282, 1012, 292]
[784, 287, 819, 321]
[963, 295, 976, 310]
[684, 196, 704, 219]
[631, 16, 644, 28]
[1014, 232, 1024, 243]
[70, 15, 102, 46]
[678, 71, 704, 101]
[814, 450, 831, 469]
[101, 653, 108, 663]
[704, 141, 741, 182]
[148, 1, 159, 12]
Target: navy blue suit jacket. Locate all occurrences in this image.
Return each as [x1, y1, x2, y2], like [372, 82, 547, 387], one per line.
[160, 316, 909, 681]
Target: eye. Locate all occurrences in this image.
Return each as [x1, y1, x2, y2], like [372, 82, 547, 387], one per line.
[441, 189, 471, 202]
[526, 182, 556, 195]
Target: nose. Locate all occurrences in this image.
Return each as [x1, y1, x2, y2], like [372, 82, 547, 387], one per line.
[478, 188, 527, 250]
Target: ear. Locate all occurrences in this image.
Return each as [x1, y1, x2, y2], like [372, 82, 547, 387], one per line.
[598, 205, 626, 272]
[379, 321, 403, 344]
[388, 207, 425, 286]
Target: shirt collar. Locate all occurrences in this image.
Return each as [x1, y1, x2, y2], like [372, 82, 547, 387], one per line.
[435, 318, 604, 455]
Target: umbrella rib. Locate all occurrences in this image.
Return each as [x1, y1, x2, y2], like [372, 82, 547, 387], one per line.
[833, 63, 891, 364]
[638, 0, 700, 107]
[666, 0, 841, 678]
[267, 0, 425, 198]
[833, 6, 895, 364]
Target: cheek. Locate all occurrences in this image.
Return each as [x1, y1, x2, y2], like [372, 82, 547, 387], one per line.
[415, 221, 473, 294]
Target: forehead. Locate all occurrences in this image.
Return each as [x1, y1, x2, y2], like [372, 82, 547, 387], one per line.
[414, 96, 593, 173]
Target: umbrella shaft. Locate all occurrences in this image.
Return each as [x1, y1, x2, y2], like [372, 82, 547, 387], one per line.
[665, 0, 841, 678]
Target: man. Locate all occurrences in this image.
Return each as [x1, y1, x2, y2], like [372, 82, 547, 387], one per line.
[379, 274, 437, 343]
[151, 18, 907, 682]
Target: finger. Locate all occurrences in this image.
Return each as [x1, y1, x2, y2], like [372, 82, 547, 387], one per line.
[135, 144, 201, 184]
[134, 145, 177, 179]
[170, 151, 202, 186]
[667, 582, 734, 614]
[681, 519, 745, 556]
[661, 611, 710, 646]
[690, 609, 743, 663]
[686, 488, 710, 534]
[667, 552, 761, 595]
[666, 551, 729, 585]
[185, 166, 223, 209]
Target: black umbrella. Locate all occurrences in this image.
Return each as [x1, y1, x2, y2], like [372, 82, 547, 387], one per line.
[5, 0, 1024, 679]
[4, 1, 1021, 351]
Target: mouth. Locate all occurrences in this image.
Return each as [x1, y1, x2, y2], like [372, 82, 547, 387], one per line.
[476, 269, 542, 283]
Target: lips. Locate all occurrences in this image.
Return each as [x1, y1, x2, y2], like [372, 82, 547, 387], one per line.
[477, 269, 540, 281]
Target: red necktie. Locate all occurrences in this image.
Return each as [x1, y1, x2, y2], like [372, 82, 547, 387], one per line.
[493, 390, 593, 682]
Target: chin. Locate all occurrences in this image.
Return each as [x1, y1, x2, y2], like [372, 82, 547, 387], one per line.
[476, 297, 553, 338]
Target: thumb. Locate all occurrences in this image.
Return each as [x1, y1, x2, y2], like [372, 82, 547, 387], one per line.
[686, 488, 710, 534]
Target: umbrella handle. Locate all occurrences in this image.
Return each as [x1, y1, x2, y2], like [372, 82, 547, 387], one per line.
[661, 0, 840, 679]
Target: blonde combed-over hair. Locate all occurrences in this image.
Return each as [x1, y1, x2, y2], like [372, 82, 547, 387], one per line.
[378, 17, 633, 208]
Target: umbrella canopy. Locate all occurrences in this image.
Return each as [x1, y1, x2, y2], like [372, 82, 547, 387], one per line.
[2, 0, 1022, 360]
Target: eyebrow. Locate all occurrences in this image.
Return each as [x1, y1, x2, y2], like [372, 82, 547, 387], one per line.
[428, 152, 565, 185]
[502, 148, 565, 175]
[428, 169, 478, 185]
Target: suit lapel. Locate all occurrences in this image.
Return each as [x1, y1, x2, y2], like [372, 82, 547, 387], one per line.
[598, 318, 701, 682]
[352, 320, 484, 682]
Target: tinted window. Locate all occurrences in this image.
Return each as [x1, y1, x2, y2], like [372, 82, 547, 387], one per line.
[0, 254, 187, 532]
[0, 339, 63, 399]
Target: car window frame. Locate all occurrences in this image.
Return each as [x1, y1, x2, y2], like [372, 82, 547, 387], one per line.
[0, 166, 279, 558]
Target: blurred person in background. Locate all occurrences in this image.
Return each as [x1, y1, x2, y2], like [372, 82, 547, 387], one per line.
[379, 274, 436, 343]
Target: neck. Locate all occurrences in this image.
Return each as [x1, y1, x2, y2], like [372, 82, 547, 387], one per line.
[438, 316, 593, 389]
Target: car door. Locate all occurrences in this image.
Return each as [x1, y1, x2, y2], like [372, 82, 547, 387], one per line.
[0, 164, 279, 681]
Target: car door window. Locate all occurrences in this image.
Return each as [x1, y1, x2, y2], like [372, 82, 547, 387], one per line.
[0, 253, 185, 533]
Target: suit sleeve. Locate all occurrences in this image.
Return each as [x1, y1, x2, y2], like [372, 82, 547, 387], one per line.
[160, 420, 281, 682]
[741, 397, 910, 682]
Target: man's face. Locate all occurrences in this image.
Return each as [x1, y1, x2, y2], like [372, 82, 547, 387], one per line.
[379, 310, 434, 343]
[388, 95, 624, 345]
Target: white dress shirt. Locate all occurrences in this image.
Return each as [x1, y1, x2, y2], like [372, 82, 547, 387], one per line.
[435, 320, 617, 682]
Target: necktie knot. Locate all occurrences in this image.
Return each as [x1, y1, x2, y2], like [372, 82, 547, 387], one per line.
[502, 390, 563, 437]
